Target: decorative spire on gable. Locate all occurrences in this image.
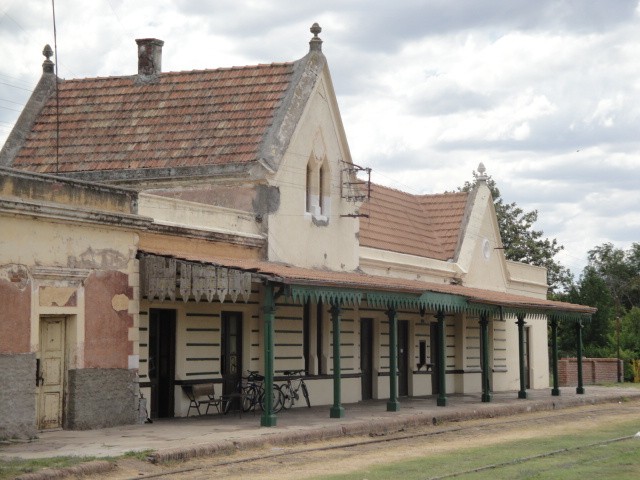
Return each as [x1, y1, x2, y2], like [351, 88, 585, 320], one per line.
[42, 44, 54, 74]
[309, 23, 322, 52]
[477, 162, 488, 182]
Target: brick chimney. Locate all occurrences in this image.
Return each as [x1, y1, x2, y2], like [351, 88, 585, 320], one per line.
[135, 38, 164, 76]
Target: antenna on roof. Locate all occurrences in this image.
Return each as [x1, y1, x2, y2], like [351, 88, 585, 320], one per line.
[51, 0, 60, 175]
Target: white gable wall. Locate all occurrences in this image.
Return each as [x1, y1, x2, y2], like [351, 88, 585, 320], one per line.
[267, 67, 360, 270]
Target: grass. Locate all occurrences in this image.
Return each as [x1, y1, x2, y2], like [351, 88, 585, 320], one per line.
[0, 456, 99, 480]
[314, 419, 640, 480]
[0, 449, 155, 479]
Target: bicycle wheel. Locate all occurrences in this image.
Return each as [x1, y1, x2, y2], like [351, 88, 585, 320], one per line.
[279, 384, 294, 410]
[260, 384, 284, 413]
[242, 386, 256, 412]
[301, 382, 311, 407]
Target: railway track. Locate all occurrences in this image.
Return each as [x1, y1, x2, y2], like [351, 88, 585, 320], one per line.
[110, 403, 640, 479]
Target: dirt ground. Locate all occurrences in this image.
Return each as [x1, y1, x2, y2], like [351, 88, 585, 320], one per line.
[86, 403, 640, 480]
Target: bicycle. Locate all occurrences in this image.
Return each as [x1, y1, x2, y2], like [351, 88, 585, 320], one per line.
[240, 371, 284, 414]
[278, 370, 311, 409]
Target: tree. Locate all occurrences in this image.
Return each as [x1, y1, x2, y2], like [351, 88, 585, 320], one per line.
[587, 242, 640, 311]
[561, 267, 614, 357]
[459, 169, 573, 294]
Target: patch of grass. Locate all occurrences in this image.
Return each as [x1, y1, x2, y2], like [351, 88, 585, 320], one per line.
[599, 382, 640, 389]
[122, 449, 155, 461]
[0, 456, 98, 480]
[314, 418, 640, 480]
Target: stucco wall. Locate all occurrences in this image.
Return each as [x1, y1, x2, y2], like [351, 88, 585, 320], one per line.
[0, 353, 36, 440]
[0, 264, 31, 354]
[66, 368, 137, 429]
[84, 271, 133, 369]
[268, 72, 359, 271]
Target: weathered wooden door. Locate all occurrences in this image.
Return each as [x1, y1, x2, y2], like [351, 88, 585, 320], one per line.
[38, 317, 66, 429]
[221, 312, 243, 397]
[430, 322, 440, 395]
[149, 309, 176, 418]
[360, 318, 374, 400]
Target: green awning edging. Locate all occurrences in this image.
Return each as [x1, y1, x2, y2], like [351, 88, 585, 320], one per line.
[290, 285, 363, 306]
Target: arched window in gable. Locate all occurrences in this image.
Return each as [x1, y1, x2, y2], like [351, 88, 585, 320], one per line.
[305, 155, 330, 221]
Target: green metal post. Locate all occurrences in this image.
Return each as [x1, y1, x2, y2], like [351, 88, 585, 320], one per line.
[479, 313, 492, 403]
[330, 301, 345, 418]
[551, 316, 560, 396]
[576, 320, 585, 395]
[386, 305, 400, 412]
[516, 314, 528, 399]
[436, 309, 447, 407]
[260, 282, 277, 427]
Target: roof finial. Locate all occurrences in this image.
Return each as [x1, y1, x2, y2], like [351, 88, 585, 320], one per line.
[42, 44, 54, 74]
[309, 23, 322, 52]
[477, 162, 488, 182]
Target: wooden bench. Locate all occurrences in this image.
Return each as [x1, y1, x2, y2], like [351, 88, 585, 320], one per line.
[181, 383, 222, 416]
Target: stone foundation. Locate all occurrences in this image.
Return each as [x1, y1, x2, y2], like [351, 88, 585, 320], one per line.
[0, 353, 36, 440]
[66, 368, 138, 430]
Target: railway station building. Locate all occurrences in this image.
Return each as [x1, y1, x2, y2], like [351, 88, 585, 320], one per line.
[0, 25, 595, 439]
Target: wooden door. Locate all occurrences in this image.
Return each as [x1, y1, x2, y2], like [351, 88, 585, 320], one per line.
[38, 317, 66, 429]
[149, 309, 176, 418]
[430, 322, 439, 395]
[398, 320, 409, 396]
[360, 318, 373, 400]
[221, 312, 243, 396]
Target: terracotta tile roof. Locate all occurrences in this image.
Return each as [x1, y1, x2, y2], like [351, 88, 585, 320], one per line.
[359, 183, 469, 261]
[12, 63, 295, 174]
[141, 248, 596, 316]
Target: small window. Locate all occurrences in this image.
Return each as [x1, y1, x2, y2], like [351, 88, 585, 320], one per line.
[306, 164, 312, 213]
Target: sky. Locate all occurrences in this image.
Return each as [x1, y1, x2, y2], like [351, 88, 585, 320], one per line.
[1, 0, 639, 278]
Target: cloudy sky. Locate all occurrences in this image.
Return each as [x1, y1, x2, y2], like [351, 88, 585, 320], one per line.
[1, 0, 639, 277]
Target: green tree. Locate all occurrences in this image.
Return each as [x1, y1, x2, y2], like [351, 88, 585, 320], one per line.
[561, 267, 614, 357]
[459, 169, 573, 294]
[587, 242, 640, 311]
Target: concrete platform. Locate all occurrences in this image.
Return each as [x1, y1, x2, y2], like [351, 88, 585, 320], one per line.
[2, 386, 639, 463]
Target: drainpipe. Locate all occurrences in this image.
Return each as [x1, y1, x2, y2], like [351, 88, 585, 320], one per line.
[516, 314, 528, 399]
[575, 319, 585, 395]
[479, 312, 492, 403]
[330, 301, 345, 418]
[550, 316, 560, 396]
[260, 282, 277, 427]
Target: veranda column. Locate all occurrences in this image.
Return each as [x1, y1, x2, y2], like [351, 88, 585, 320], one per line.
[575, 319, 585, 395]
[550, 316, 560, 396]
[479, 312, 492, 403]
[261, 282, 277, 427]
[330, 301, 345, 418]
[516, 314, 528, 399]
[436, 309, 447, 407]
[386, 305, 400, 412]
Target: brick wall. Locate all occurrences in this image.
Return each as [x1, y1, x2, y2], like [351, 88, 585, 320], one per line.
[558, 357, 622, 386]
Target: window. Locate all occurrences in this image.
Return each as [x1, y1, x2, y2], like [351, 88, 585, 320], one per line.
[305, 157, 330, 219]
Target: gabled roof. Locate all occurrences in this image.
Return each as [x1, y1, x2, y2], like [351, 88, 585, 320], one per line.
[10, 63, 295, 175]
[359, 183, 469, 261]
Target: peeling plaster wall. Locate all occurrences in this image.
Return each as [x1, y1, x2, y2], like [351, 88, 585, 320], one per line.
[0, 264, 31, 353]
[84, 271, 133, 369]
